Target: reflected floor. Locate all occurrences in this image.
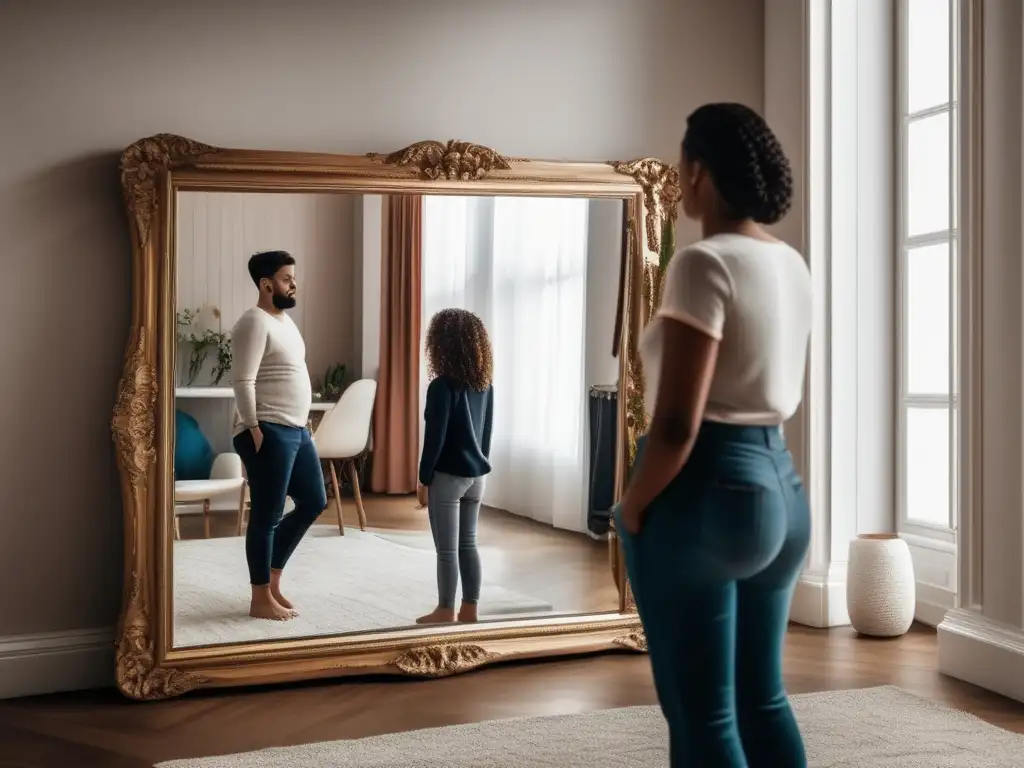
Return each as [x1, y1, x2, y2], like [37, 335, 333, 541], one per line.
[172, 497, 619, 648]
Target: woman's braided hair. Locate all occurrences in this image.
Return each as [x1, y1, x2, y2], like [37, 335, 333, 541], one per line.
[425, 308, 493, 391]
[681, 103, 793, 225]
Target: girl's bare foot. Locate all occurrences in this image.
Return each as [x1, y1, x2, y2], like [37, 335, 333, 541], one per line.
[416, 606, 457, 624]
[269, 569, 296, 612]
[457, 602, 479, 623]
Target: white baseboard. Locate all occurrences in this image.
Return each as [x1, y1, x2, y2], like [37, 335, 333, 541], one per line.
[790, 568, 851, 628]
[938, 609, 1024, 704]
[0, 627, 114, 700]
[914, 600, 949, 628]
[913, 582, 956, 627]
[902, 533, 957, 628]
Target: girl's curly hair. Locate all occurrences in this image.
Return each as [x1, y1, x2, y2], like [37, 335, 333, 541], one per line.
[424, 308, 493, 391]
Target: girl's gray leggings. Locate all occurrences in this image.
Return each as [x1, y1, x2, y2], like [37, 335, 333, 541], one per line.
[427, 472, 485, 609]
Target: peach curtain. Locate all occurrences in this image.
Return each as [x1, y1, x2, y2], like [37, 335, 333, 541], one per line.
[370, 195, 423, 494]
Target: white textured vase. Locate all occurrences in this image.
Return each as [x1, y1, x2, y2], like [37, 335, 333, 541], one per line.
[846, 534, 916, 637]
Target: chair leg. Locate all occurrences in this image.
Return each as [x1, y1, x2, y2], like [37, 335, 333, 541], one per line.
[174, 516, 181, 540]
[347, 459, 368, 531]
[203, 499, 211, 539]
[328, 460, 344, 535]
[237, 483, 247, 536]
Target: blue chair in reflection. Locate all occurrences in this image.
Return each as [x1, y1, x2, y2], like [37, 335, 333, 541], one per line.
[173, 410, 246, 539]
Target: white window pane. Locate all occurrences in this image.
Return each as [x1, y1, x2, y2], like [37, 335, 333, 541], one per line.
[906, 407, 951, 526]
[907, 113, 950, 237]
[907, 0, 951, 113]
[906, 243, 950, 395]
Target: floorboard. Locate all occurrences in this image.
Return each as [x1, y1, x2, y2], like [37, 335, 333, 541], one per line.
[1, 624, 1023, 766]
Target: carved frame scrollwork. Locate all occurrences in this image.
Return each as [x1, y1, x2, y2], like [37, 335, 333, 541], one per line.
[113, 135, 678, 700]
[609, 158, 681, 462]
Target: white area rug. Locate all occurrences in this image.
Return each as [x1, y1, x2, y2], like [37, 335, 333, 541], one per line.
[155, 686, 1024, 767]
[173, 527, 553, 647]
[369, 530, 438, 552]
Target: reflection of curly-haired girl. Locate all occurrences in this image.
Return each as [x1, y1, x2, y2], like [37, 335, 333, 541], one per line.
[424, 308, 494, 392]
[415, 308, 495, 625]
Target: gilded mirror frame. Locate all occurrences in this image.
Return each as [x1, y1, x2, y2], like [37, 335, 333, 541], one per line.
[112, 134, 680, 701]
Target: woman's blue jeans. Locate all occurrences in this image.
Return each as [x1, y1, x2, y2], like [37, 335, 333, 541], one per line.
[616, 422, 811, 767]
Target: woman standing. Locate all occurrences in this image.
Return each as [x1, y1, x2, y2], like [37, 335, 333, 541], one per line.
[415, 308, 495, 625]
[615, 103, 813, 766]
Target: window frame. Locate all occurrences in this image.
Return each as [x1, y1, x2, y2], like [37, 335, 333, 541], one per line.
[896, 0, 960, 542]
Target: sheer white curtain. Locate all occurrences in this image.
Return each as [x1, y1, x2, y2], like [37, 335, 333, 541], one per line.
[420, 196, 589, 531]
[419, 196, 493, 449]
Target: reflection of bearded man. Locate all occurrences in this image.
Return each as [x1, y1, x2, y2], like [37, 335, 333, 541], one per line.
[267, 273, 296, 310]
[230, 249, 326, 623]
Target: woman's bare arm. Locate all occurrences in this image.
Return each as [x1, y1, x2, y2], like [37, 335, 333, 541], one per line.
[618, 319, 720, 531]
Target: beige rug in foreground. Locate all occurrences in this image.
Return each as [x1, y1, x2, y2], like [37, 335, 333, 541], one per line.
[156, 686, 1024, 767]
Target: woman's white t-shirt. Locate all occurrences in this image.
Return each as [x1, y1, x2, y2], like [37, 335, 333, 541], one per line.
[638, 233, 813, 426]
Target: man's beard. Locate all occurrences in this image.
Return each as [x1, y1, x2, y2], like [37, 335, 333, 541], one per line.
[272, 292, 297, 310]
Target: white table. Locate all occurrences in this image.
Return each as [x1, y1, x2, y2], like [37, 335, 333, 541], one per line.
[176, 387, 334, 411]
[175, 387, 335, 430]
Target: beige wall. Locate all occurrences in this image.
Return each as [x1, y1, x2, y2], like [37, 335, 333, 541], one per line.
[176, 192, 358, 385]
[936, 0, 1024, 705]
[0, 0, 764, 637]
[977, 0, 1024, 629]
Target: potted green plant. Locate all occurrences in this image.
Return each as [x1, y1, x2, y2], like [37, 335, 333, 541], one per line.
[313, 363, 347, 402]
[176, 305, 233, 387]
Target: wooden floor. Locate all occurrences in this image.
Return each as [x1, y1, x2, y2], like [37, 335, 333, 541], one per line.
[2, 624, 1024, 767]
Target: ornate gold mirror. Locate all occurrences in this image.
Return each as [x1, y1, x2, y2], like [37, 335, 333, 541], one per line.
[112, 134, 679, 700]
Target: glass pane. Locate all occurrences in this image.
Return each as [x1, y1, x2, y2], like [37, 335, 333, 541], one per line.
[907, 0, 951, 113]
[906, 243, 950, 395]
[907, 112, 950, 237]
[906, 407, 950, 526]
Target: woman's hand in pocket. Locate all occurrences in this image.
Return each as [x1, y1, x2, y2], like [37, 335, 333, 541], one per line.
[622, 508, 645, 535]
[250, 426, 264, 453]
[614, 501, 644, 536]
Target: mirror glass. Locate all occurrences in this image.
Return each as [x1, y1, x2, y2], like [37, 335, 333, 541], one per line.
[171, 190, 625, 648]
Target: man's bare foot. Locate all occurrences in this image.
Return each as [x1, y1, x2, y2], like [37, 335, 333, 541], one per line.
[416, 606, 456, 624]
[250, 586, 293, 621]
[269, 569, 295, 612]
[457, 603, 479, 623]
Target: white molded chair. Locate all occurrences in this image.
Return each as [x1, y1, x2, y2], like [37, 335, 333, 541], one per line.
[313, 378, 377, 534]
[235, 487, 295, 537]
[173, 453, 246, 539]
